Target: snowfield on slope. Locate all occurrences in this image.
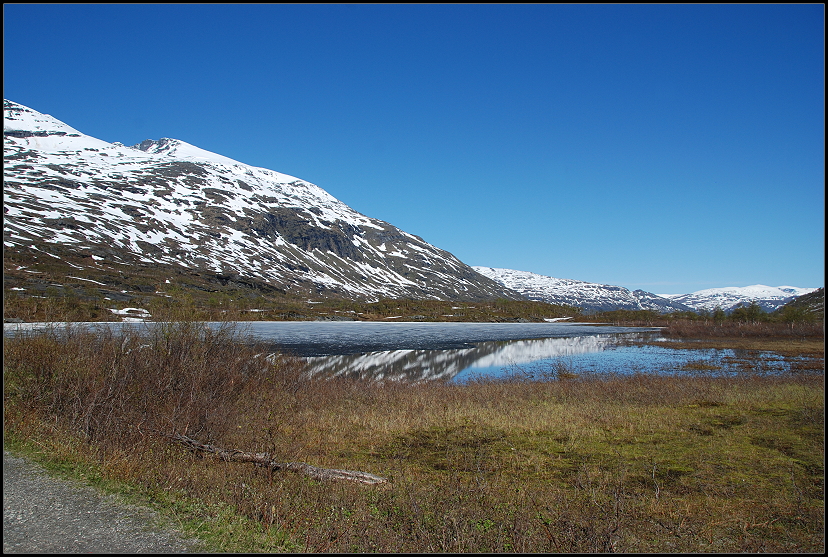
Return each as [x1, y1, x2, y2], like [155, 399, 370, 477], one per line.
[4, 99, 516, 301]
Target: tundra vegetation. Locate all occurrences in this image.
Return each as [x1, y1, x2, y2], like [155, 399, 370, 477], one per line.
[3, 310, 823, 552]
[2, 280, 583, 323]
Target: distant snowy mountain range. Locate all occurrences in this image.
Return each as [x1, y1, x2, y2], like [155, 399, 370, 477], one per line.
[3, 99, 818, 312]
[657, 285, 819, 313]
[474, 267, 818, 314]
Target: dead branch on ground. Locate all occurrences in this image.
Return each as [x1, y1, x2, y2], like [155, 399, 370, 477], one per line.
[167, 433, 388, 485]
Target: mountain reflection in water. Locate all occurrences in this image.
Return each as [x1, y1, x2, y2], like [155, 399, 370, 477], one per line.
[303, 334, 627, 383]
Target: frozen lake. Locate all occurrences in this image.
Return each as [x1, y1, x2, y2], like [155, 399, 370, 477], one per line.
[227, 321, 658, 356]
[3, 320, 656, 355]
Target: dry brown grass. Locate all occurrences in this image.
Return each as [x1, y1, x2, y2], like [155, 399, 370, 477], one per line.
[654, 337, 825, 357]
[655, 320, 825, 358]
[661, 320, 824, 340]
[4, 322, 824, 552]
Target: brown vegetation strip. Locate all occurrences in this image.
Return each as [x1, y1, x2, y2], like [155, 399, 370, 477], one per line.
[652, 337, 824, 356]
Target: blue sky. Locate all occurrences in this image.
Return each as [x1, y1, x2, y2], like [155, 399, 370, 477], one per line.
[4, 4, 824, 294]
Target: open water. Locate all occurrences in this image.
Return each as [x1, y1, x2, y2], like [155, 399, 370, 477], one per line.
[5, 320, 807, 383]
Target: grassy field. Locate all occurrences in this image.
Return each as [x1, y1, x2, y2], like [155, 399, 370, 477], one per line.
[3, 320, 824, 552]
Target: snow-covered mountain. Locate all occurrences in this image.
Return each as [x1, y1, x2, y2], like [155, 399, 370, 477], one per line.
[474, 266, 819, 314]
[473, 267, 695, 313]
[3, 99, 521, 301]
[658, 285, 820, 313]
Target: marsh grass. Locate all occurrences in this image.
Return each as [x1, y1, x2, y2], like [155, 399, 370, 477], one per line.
[3, 322, 824, 552]
[661, 320, 824, 340]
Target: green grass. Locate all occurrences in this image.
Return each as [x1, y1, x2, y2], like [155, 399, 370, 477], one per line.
[3, 321, 824, 552]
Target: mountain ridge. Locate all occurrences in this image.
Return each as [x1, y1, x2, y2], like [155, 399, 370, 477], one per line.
[473, 267, 695, 314]
[474, 266, 818, 314]
[659, 285, 819, 313]
[776, 287, 824, 319]
[3, 99, 521, 302]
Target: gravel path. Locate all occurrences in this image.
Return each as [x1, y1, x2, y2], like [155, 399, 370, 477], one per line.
[3, 451, 204, 553]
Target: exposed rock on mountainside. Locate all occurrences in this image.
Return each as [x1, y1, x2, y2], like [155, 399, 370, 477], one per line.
[3, 99, 521, 301]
